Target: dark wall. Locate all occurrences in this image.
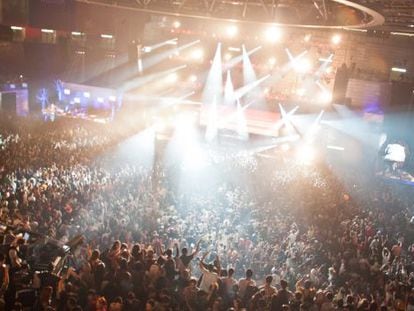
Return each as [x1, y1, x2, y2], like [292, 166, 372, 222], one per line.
[28, 0, 75, 31]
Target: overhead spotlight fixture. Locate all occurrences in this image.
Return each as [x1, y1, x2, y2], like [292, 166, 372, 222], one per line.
[294, 58, 312, 73]
[391, 67, 407, 73]
[97, 97, 104, 103]
[83, 92, 90, 98]
[304, 34, 312, 42]
[296, 88, 306, 97]
[143, 46, 152, 53]
[166, 73, 178, 83]
[41, 29, 54, 33]
[268, 57, 277, 66]
[71, 31, 83, 36]
[109, 96, 117, 101]
[63, 88, 71, 95]
[11, 26, 24, 31]
[172, 20, 181, 29]
[264, 26, 282, 43]
[224, 53, 232, 61]
[74, 97, 81, 104]
[331, 34, 341, 45]
[319, 91, 332, 103]
[226, 24, 238, 38]
[190, 48, 204, 61]
[100, 34, 113, 39]
[189, 75, 198, 82]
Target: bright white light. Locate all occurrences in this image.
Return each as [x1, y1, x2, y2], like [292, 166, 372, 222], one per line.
[327, 145, 345, 151]
[100, 34, 113, 39]
[167, 39, 178, 45]
[264, 87, 270, 94]
[63, 89, 71, 95]
[71, 31, 83, 36]
[166, 73, 178, 83]
[326, 66, 333, 74]
[22, 83, 28, 88]
[228, 47, 241, 52]
[74, 97, 81, 104]
[296, 145, 315, 165]
[319, 57, 333, 63]
[294, 58, 312, 73]
[264, 26, 282, 43]
[41, 29, 54, 33]
[224, 53, 232, 61]
[226, 24, 238, 38]
[97, 97, 104, 103]
[11, 26, 23, 31]
[385, 144, 406, 162]
[143, 46, 152, 53]
[319, 91, 332, 103]
[391, 67, 407, 73]
[331, 34, 341, 45]
[75, 50, 86, 55]
[296, 88, 306, 97]
[173, 20, 181, 29]
[109, 96, 117, 101]
[10, 84, 16, 89]
[83, 92, 90, 98]
[190, 48, 204, 61]
[189, 75, 198, 82]
[183, 146, 207, 170]
[268, 57, 277, 66]
[304, 34, 312, 42]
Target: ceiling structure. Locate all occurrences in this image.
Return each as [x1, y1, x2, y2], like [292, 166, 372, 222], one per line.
[76, 0, 387, 29]
[357, 0, 414, 34]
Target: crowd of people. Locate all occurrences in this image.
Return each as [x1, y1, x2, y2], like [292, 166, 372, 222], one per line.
[0, 115, 414, 311]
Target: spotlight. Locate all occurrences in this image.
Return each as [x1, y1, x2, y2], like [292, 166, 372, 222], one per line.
[264, 26, 282, 43]
[304, 34, 312, 42]
[226, 24, 238, 38]
[97, 97, 104, 103]
[296, 145, 315, 165]
[172, 20, 181, 29]
[74, 97, 81, 104]
[100, 34, 113, 39]
[83, 92, 90, 98]
[109, 96, 117, 101]
[189, 75, 198, 82]
[63, 88, 71, 95]
[331, 34, 341, 45]
[319, 91, 332, 103]
[268, 57, 277, 66]
[294, 58, 312, 73]
[224, 53, 232, 61]
[190, 48, 204, 61]
[166, 73, 178, 83]
[143, 46, 152, 53]
[296, 88, 306, 97]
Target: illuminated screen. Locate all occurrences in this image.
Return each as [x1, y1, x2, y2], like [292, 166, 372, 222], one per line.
[384, 144, 406, 162]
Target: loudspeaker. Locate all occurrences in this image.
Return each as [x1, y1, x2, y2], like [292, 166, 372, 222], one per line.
[332, 63, 350, 104]
[128, 41, 142, 63]
[390, 81, 414, 108]
[1, 92, 17, 115]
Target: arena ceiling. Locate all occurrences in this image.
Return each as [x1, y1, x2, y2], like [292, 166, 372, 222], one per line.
[74, 0, 413, 31]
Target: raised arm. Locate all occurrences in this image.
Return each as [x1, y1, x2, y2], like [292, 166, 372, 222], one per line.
[199, 251, 209, 273]
[192, 239, 202, 257]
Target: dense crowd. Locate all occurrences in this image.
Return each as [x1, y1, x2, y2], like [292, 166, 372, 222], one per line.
[1, 115, 414, 311]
